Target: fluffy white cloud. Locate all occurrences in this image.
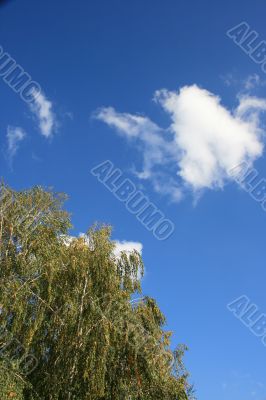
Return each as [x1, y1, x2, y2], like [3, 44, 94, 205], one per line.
[30, 92, 56, 138]
[6, 126, 26, 164]
[95, 84, 266, 200]
[156, 85, 265, 191]
[113, 240, 143, 257]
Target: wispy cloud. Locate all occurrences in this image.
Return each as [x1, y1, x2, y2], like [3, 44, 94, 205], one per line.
[94, 107, 182, 202]
[95, 84, 266, 202]
[6, 126, 26, 166]
[30, 92, 56, 138]
[222, 370, 266, 400]
[221, 73, 266, 91]
[243, 73, 266, 90]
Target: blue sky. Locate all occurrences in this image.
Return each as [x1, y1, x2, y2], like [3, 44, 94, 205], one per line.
[1, 0, 266, 398]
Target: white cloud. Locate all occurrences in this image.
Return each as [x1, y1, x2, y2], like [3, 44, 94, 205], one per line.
[235, 94, 266, 123]
[6, 126, 26, 164]
[113, 240, 144, 280]
[60, 234, 75, 246]
[113, 240, 143, 257]
[61, 234, 143, 258]
[61, 235, 144, 279]
[156, 85, 265, 191]
[61, 233, 95, 250]
[95, 84, 266, 200]
[30, 92, 56, 138]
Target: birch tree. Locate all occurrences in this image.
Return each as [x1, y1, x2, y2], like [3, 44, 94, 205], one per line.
[0, 183, 193, 400]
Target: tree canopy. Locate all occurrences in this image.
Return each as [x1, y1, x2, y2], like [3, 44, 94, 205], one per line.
[0, 183, 193, 399]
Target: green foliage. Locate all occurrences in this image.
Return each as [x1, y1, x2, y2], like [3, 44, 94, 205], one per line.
[0, 183, 194, 399]
[0, 360, 28, 399]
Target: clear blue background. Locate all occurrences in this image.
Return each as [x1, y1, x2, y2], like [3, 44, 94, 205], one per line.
[1, 1, 266, 398]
